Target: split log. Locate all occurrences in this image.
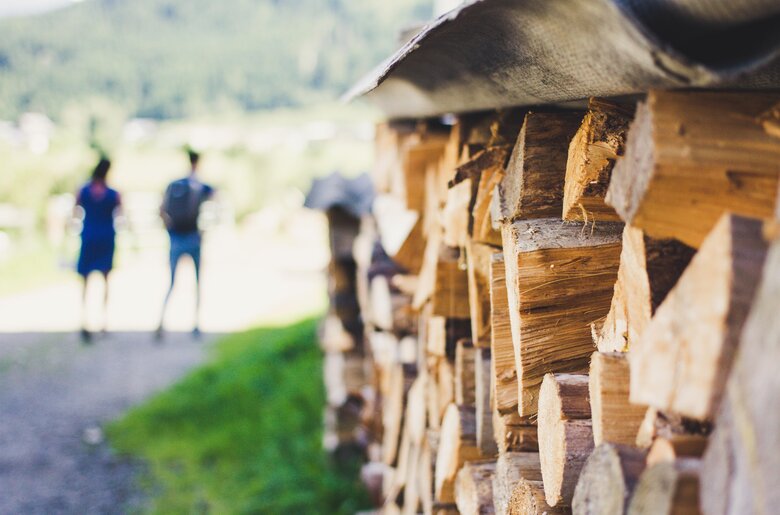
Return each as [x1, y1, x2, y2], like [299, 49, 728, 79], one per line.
[572, 444, 647, 515]
[539, 373, 594, 507]
[701, 237, 780, 515]
[427, 316, 472, 358]
[420, 431, 438, 515]
[406, 377, 428, 446]
[629, 214, 769, 420]
[400, 136, 448, 212]
[635, 409, 712, 450]
[435, 404, 481, 503]
[563, 98, 633, 222]
[589, 352, 646, 446]
[436, 359, 455, 428]
[471, 147, 511, 246]
[455, 339, 477, 406]
[498, 111, 584, 221]
[383, 363, 417, 465]
[443, 177, 475, 248]
[502, 219, 622, 416]
[493, 452, 543, 515]
[373, 194, 425, 273]
[508, 479, 569, 515]
[455, 461, 496, 515]
[467, 241, 497, 348]
[369, 275, 415, 334]
[627, 459, 701, 515]
[606, 90, 780, 248]
[402, 443, 423, 515]
[488, 252, 518, 414]
[595, 225, 694, 352]
[493, 410, 538, 454]
[414, 238, 471, 316]
[646, 435, 707, 466]
[475, 348, 497, 457]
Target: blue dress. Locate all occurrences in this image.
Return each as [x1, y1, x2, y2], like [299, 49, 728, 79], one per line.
[76, 183, 119, 277]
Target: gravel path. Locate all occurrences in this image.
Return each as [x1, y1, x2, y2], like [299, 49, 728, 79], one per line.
[0, 330, 215, 514]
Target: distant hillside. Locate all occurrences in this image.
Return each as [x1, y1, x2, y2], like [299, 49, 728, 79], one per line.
[0, 0, 431, 119]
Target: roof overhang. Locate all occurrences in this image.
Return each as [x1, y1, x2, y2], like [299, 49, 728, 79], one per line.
[347, 0, 780, 119]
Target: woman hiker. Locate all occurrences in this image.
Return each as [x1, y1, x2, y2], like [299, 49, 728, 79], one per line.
[75, 156, 121, 343]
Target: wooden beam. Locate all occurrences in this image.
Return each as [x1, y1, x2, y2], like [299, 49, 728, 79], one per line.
[606, 90, 780, 248]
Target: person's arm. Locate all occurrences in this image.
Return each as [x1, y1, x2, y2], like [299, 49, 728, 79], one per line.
[159, 185, 172, 229]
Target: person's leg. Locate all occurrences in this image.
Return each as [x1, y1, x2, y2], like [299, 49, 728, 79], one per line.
[191, 243, 202, 338]
[80, 273, 91, 343]
[101, 271, 110, 335]
[157, 240, 180, 338]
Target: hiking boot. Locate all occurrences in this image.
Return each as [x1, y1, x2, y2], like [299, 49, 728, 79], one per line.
[80, 328, 92, 344]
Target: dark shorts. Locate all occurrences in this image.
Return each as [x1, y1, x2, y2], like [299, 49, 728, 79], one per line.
[77, 236, 115, 276]
[169, 232, 202, 277]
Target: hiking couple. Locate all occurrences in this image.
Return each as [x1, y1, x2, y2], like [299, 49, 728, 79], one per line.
[75, 149, 214, 342]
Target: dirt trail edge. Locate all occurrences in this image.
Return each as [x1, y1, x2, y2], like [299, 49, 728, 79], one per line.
[0, 331, 214, 514]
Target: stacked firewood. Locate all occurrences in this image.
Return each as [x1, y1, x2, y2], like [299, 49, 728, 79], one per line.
[322, 91, 780, 514]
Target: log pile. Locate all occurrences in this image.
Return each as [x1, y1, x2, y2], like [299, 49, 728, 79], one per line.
[318, 92, 780, 514]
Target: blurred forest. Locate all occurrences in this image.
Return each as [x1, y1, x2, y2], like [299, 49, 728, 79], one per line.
[0, 0, 432, 293]
[0, 0, 432, 119]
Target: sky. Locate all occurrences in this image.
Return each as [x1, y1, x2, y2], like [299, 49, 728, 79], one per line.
[0, 0, 79, 18]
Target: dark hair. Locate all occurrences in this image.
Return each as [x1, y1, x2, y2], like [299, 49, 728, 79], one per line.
[188, 149, 200, 167]
[91, 157, 111, 181]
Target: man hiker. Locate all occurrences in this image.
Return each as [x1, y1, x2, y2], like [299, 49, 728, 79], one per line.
[157, 149, 214, 339]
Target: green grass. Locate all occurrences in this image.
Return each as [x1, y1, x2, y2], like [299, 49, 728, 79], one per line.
[108, 318, 370, 514]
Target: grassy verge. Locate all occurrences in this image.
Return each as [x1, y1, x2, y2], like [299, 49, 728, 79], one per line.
[108, 318, 370, 514]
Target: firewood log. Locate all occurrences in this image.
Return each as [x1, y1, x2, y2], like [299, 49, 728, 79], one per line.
[563, 98, 633, 223]
[539, 373, 594, 507]
[508, 479, 569, 515]
[493, 452, 543, 515]
[467, 241, 497, 348]
[455, 461, 497, 515]
[629, 214, 769, 420]
[572, 444, 647, 515]
[626, 459, 701, 515]
[595, 225, 694, 352]
[701, 237, 780, 515]
[474, 348, 497, 457]
[471, 147, 511, 246]
[383, 363, 417, 465]
[488, 252, 518, 414]
[455, 339, 477, 407]
[435, 404, 482, 503]
[646, 435, 707, 467]
[502, 219, 622, 416]
[606, 90, 780, 248]
[492, 409, 538, 454]
[589, 352, 646, 446]
[497, 111, 584, 221]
